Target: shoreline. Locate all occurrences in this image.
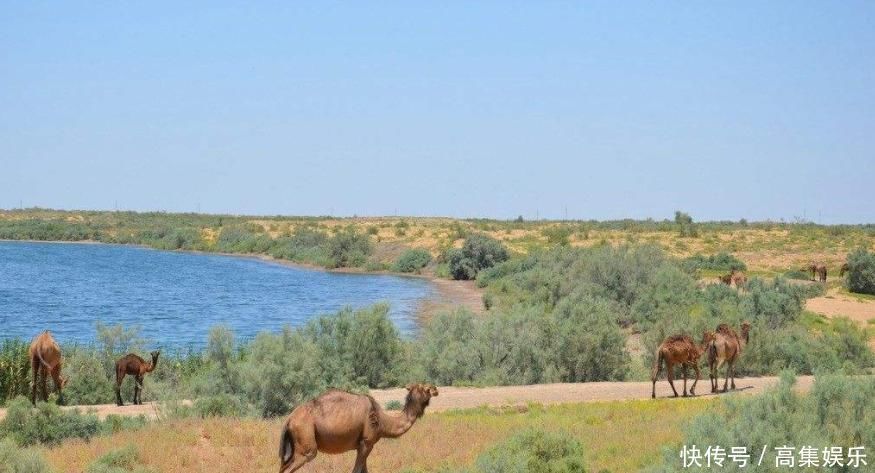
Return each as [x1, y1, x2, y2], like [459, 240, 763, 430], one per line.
[0, 238, 486, 321]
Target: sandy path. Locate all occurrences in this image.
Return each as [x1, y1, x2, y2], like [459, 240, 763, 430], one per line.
[0, 376, 812, 421]
[805, 291, 875, 324]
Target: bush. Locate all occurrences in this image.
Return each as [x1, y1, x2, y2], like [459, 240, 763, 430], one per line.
[446, 234, 509, 280]
[472, 429, 586, 473]
[0, 339, 30, 405]
[0, 397, 100, 446]
[393, 249, 432, 273]
[193, 394, 250, 418]
[682, 252, 747, 273]
[0, 438, 53, 473]
[653, 374, 875, 473]
[326, 227, 372, 268]
[541, 226, 573, 246]
[85, 445, 155, 473]
[845, 248, 875, 295]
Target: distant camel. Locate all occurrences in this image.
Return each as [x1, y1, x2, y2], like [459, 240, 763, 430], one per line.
[803, 262, 827, 282]
[708, 322, 751, 393]
[29, 331, 67, 405]
[651, 331, 716, 399]
[840, 262, 849, 277]
[115, 350, 159, 406]
[279, 383, 438, 473]
[718, 270, 747, 289]
[816, 264, 827, 283]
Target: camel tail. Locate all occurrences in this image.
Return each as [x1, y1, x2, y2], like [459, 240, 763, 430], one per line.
[279, 417, 294, 469]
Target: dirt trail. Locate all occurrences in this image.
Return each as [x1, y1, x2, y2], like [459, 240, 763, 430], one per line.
[805, 289, 875, 325]
[0, 376, 812, 421]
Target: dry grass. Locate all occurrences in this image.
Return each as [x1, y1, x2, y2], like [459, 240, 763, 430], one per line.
[41, 399, 714, 473]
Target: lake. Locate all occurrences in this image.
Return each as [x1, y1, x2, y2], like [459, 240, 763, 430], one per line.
[0, 241, 434, 348]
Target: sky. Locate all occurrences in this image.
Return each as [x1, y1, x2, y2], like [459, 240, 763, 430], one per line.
[1, 2, 873, 223]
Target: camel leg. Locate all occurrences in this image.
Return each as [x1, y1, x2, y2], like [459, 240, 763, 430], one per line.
[116, 372, 125, 406]
[681, 365, 688, 397]
[281, 451, 315, 473]
[134, 375, 144, 405]
[40, 371, 49, 402]
[721, 362, 730, 392]
[666, 362, 678, 397]
[31, 357, 40, 405]
[50, 365, 64, 405]
[729, 361, 736, 390]
[351, 440, 374, 473]
[651, 355, 662, 399]
[690, 364, 700, 396]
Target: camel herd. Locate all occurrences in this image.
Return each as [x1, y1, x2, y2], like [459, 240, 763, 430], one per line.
[27, 330, 159, 407]
[651, 321, 751, 399]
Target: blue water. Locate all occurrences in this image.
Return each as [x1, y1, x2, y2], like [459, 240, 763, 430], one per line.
[0, 241, 434, 348]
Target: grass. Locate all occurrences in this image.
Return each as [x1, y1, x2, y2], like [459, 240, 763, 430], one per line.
[41, 399, 714, 473]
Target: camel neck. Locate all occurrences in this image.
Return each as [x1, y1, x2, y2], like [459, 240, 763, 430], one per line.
[379, 407, 419, 438]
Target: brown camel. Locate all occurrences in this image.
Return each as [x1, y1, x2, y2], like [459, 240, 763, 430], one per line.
[708, 322, 751, 393]
[115, 350, 159, 406]
[816, 264, 827, 283]
[718, 270, 747, 289]
[650, 331, 715, 399]
[840, 262, 849, 277]
[279, 383, 438, 473]
[29, 331, 67, 405]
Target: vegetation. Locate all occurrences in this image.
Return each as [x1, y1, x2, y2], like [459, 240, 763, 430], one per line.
[653, 373, 875, 472]
[681, 252, 747, 273]
[42, 399, 713, 472]
[393, 249, 432, 273]
[0, 437, 52, 473]
[845, 248, 875, 295]
[85, 445, 154, 473]
[462, 429, 586, 473]
[445, 234, 509, 280]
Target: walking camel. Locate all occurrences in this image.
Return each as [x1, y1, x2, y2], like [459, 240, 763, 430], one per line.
[651, 330, 716, 399]
[279, 383, 438, 473]
[804, 262, 827, 283]
[29, 331, 68, 405]
[115, 350, 160, 406]
[708, 322, 751, 393]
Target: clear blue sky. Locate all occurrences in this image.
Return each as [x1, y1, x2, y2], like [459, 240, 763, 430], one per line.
[2, 2, 873, 223]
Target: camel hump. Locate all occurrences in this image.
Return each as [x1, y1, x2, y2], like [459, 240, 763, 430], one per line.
[665, 334, 691, 344]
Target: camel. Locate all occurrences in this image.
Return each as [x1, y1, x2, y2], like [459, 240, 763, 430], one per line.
[708, 322, 751, 393]
[718, 270, 747, 289]
[651, 331, 716, 399]
[803, 262, 827, 282]
[840, 262, 849, 277]
[279, 383, 438, 473]
[29, 331, 67, 405]
[115, 350, 159, 406]
[817, 264, 827, 283]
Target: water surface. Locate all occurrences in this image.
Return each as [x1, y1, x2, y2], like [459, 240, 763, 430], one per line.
[0, 241, 433, 348]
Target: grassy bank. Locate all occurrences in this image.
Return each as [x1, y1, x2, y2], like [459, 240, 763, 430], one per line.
[37, 398, 714, 473]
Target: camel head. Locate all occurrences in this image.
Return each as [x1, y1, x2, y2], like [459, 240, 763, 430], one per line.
[150, 350, 160, 364]
[700, 330, 716, 346]
[404, 383, 438, 417]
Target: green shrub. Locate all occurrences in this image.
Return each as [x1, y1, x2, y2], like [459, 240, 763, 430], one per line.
[193, 394, 250, 418]
[384, 399, 403, 410]
[0, 437, 53, 473]
[682, 252, 747, 273]
[0, 339, 30, 405]
[326, 227, 372, 268]
[542, 226, 573, 246]
[446, 234, 509, 280]
[845, 248, 875, 295]
[85, 445, 155, 473]
[472, 429, 586, 473]
[0, 397, 100, 446]
[674, 211, 698, 238]
[393, 249, 432, 273]
[654, 374, 875, 473]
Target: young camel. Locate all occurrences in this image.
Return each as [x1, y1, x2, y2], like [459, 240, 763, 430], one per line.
[279, 383, 438, 473]
[708, 322, 751, 393]
[651, 331, 716, 399]
[840, 262, 849, 277]
[29, 331, 68, 405]
[115, 350, 159, 406]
